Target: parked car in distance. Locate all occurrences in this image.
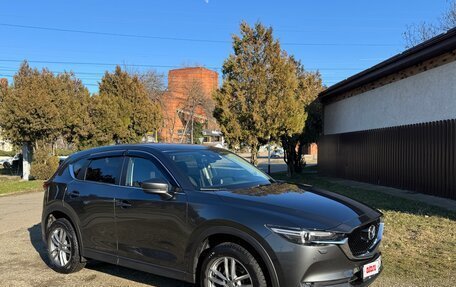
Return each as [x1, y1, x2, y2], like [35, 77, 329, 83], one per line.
[270, 148, 284, 158]
[41, 144, 383, 287]
[1, 153, 22, 175]
[0, 157, 12, 167]
[0, 153, 20, 167]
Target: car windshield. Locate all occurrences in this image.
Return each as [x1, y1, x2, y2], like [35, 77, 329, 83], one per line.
[167, 149, 272, 190]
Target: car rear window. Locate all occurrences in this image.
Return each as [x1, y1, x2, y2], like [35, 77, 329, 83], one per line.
[72, 158, 88, 180]
[85, 157, 123, 185]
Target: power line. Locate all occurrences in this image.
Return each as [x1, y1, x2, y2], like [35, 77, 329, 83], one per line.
[0, 23, 228, 44]
[0, 73, 99, 86]
[0, 23, 400, 47]
[0, 67, 103, 76]
[0, 59, 366, 71]
[0, 59, 216, 69]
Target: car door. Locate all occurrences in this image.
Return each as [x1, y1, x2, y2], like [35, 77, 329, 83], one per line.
[65, 151, 125, 263]
[115, 150, 188, 271]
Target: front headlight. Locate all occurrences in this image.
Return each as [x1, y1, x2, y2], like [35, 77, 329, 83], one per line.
[267, 225, 347, 245]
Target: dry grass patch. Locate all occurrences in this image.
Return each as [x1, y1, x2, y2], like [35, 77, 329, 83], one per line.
[273, 172, 456, 286]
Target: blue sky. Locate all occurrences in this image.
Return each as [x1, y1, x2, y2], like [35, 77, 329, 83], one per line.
[0, 0, 448, 93]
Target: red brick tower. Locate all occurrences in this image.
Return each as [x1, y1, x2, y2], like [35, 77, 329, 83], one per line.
[160, 67, 219, 143]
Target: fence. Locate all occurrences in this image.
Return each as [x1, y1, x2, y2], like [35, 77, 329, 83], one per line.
[319, 119, 456, 200]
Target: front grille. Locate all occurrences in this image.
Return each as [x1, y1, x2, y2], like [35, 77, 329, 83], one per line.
[348, 220, 380, 257]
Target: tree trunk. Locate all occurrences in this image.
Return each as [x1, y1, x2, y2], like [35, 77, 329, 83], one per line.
[296, 141, 306, 172]
[250, 143, 259, 166]
[281, 137, 297, 177]
[180, 117, 190, 143]
[191, 116, 194, 144]
[22, 142, 32, 181]
[286, 148, 295, 177]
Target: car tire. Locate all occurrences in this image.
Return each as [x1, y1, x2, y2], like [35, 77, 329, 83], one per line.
[200, 242, 267, 287]
[46, 218, 85, 274]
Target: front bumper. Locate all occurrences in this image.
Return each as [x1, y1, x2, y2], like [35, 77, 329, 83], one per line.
[299, 254, 382, 287]
[264, 232, 382, 287]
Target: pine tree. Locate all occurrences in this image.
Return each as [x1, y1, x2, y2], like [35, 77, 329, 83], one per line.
[214, 22, 299, 166]
[91, 66, 162, 145]
[280, 59, 324, 175]
[0, 62, 62, 146]
[0, 62, 86, 179]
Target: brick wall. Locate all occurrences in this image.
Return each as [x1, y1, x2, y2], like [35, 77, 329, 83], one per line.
[168, 67, 218, 95]
[160, 67, 219, 143]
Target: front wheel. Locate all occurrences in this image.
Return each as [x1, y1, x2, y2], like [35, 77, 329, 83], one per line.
[200, 242, 267, 287]
[46, 218, 85, 274]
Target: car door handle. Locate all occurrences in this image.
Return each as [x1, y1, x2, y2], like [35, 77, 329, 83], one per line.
[115, 200, 132, 209]
[69, 191, 80, 198]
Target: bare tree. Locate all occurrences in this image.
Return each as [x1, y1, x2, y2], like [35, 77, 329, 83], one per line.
[403, 22, 440, 48]
[125, 67, 165, 103]
[138, 70, 165, 102]
[441, 0, 456, 30]
[403, 1, 456, 48]
[179, 79, 211, 144]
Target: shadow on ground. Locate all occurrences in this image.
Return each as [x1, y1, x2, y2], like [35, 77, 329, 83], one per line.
[28, 223, 50, 266]
[28, 223, 192, 287]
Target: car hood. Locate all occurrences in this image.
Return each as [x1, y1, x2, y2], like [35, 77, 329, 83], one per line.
[215, 182, 382, 233]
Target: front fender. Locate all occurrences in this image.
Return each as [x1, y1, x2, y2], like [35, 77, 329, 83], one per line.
[186, 221, 282, 287]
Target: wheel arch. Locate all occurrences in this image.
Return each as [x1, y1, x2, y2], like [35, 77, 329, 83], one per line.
[42, 203, 84, 258]
[188, 222, 281, 287]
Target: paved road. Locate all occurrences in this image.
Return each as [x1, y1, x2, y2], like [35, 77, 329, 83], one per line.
[238, 152, 318, 174]
[0, 188, 437, 287]
[0, 191, 192, 287]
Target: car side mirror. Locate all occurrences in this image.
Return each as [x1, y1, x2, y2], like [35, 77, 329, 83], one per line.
[141, 179, 173, 200]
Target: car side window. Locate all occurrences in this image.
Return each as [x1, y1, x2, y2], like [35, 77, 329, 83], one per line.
[72, 158, 88, 180]
[125, 157, 168, 188]
[85, 157, 123, 185]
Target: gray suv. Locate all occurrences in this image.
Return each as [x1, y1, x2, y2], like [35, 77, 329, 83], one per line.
[41, 144, 383, 287]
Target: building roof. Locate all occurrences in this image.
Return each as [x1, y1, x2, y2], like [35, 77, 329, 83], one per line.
[168, 66, 218, 75]
[319, 27, 456, 102]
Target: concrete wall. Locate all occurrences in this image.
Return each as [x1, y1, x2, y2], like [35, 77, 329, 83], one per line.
[324, 60, 456, 135]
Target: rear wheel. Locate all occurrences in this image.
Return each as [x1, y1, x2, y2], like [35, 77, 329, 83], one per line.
[46, 218, 85, 273]
[200, 242, 267, 287]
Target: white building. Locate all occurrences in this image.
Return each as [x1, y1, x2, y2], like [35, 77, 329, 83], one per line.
[318, 28, 456, 200]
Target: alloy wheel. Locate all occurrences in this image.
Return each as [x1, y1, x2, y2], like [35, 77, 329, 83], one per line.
[48, 227, 72, 267]
[207, 256, 253, 287]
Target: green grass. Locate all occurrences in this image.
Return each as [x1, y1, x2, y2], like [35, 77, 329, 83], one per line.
[0, 177, 44, 195]
[0, 150, 16, 157]
[273, 172, 456, 287]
